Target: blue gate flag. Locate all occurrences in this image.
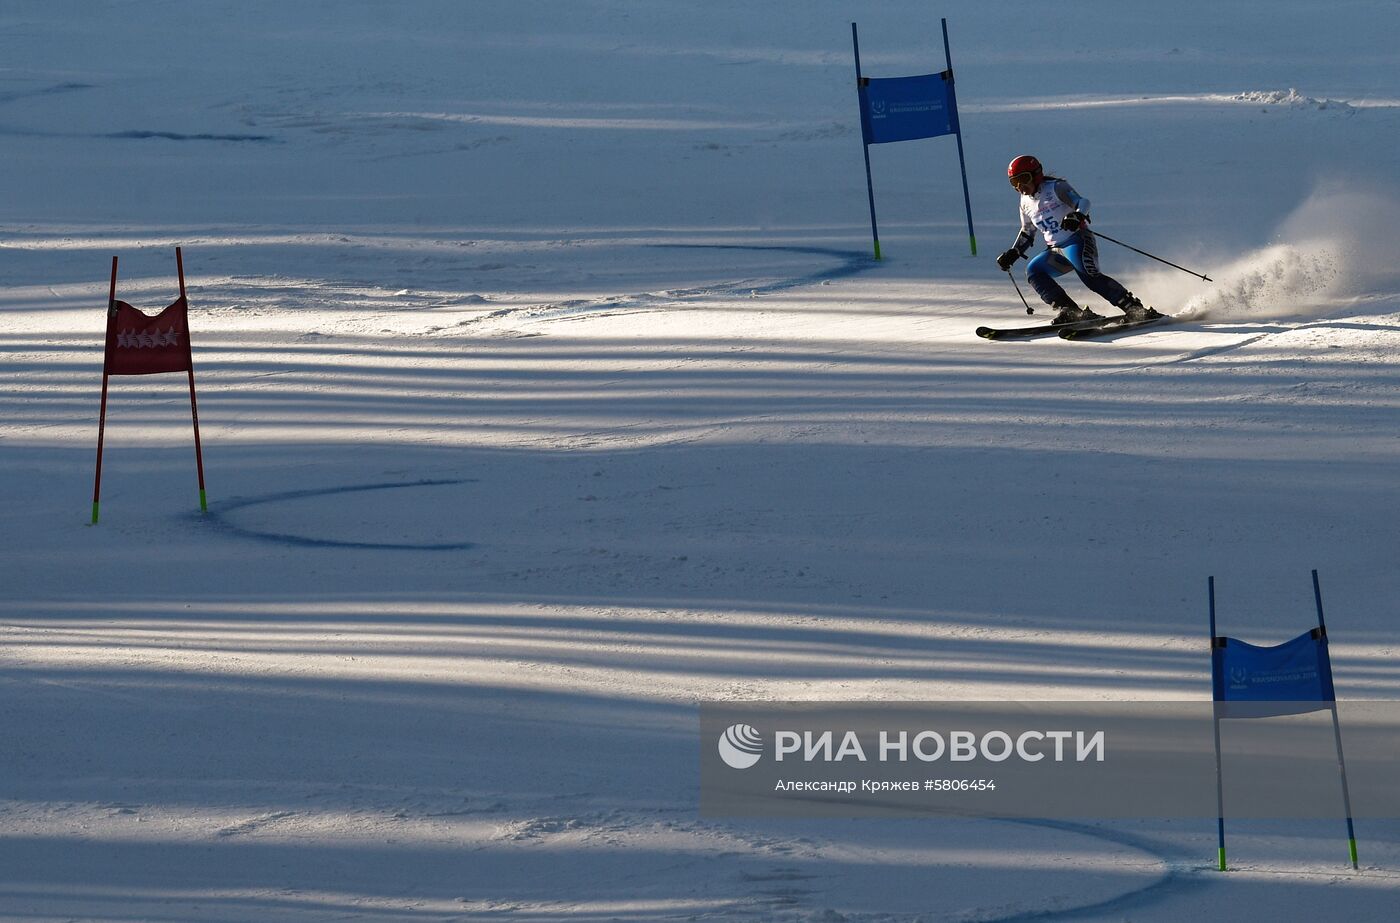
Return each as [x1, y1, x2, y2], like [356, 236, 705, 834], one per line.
[1212, 629, 1336, 718]
[1207, 571, 1358, 872]
[851, 19, 976, 257]
[859, 72, 958, 145]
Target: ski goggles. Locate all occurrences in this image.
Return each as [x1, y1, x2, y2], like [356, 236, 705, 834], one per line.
[1009, 171, 1037, 189]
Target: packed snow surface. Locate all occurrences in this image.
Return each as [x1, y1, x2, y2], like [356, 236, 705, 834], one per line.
[3, 1, 1400, 920]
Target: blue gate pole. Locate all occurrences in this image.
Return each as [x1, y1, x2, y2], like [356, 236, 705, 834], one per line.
[851, 23, 881, 260]
[1313, 570, 1359, 869]
[1209, 576, 1227, 871]
[942, 18, 976, 256]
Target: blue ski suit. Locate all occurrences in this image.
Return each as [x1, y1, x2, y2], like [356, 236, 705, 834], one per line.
[1009, 176, 1132, 309]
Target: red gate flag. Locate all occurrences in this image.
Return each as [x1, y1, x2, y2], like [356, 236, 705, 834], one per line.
[92, 248, 208, 524]
[105, 295, 192, 376]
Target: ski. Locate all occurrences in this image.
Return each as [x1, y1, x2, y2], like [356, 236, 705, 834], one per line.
[1058, 313, 1171, 340]
[976, 315, 1118, 340]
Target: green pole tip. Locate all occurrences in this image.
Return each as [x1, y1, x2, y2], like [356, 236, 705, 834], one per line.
[873, 241, 882, 261]
[970, 235, 978, 257]
[198, 489, 208, 513]
[1349, 839, 1359, 868]
[91, 502, 100, 525]
[1217, 848, 1227, 871]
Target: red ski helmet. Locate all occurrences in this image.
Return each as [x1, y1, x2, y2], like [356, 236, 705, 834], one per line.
[1008, 154, 1043, 193]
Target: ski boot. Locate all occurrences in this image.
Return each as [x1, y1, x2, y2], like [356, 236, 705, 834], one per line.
[1115, 293, 1162, 322]
[1050, 299, 1102, 326]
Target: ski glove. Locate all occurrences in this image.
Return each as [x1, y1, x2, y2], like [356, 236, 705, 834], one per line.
[1061, 211, 1089, 232]
[996, 248, 1021, 271]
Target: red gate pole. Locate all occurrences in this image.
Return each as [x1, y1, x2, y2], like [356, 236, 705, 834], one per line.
[177, 247, 208, 512]
[91, 256, 118, 524]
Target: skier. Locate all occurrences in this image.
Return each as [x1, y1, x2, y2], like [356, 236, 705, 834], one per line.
[995, 155, 1160, 325]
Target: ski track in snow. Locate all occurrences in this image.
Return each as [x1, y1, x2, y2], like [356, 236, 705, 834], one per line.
[970, 87, 1395, 114]
[205, 479, 479, 550]
[451, 243, 875, 332]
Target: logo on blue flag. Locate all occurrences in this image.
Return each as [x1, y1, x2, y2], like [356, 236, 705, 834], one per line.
[1212, 629, 1336, 718]
[858, 72, 959, 145]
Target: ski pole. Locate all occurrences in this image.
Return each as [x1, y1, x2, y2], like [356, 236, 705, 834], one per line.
[1006, 269, 1035, 314]
[1088, 229, 1213, 282]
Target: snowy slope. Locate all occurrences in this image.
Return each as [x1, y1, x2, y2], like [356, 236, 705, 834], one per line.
[3, 2, 1400, 920]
